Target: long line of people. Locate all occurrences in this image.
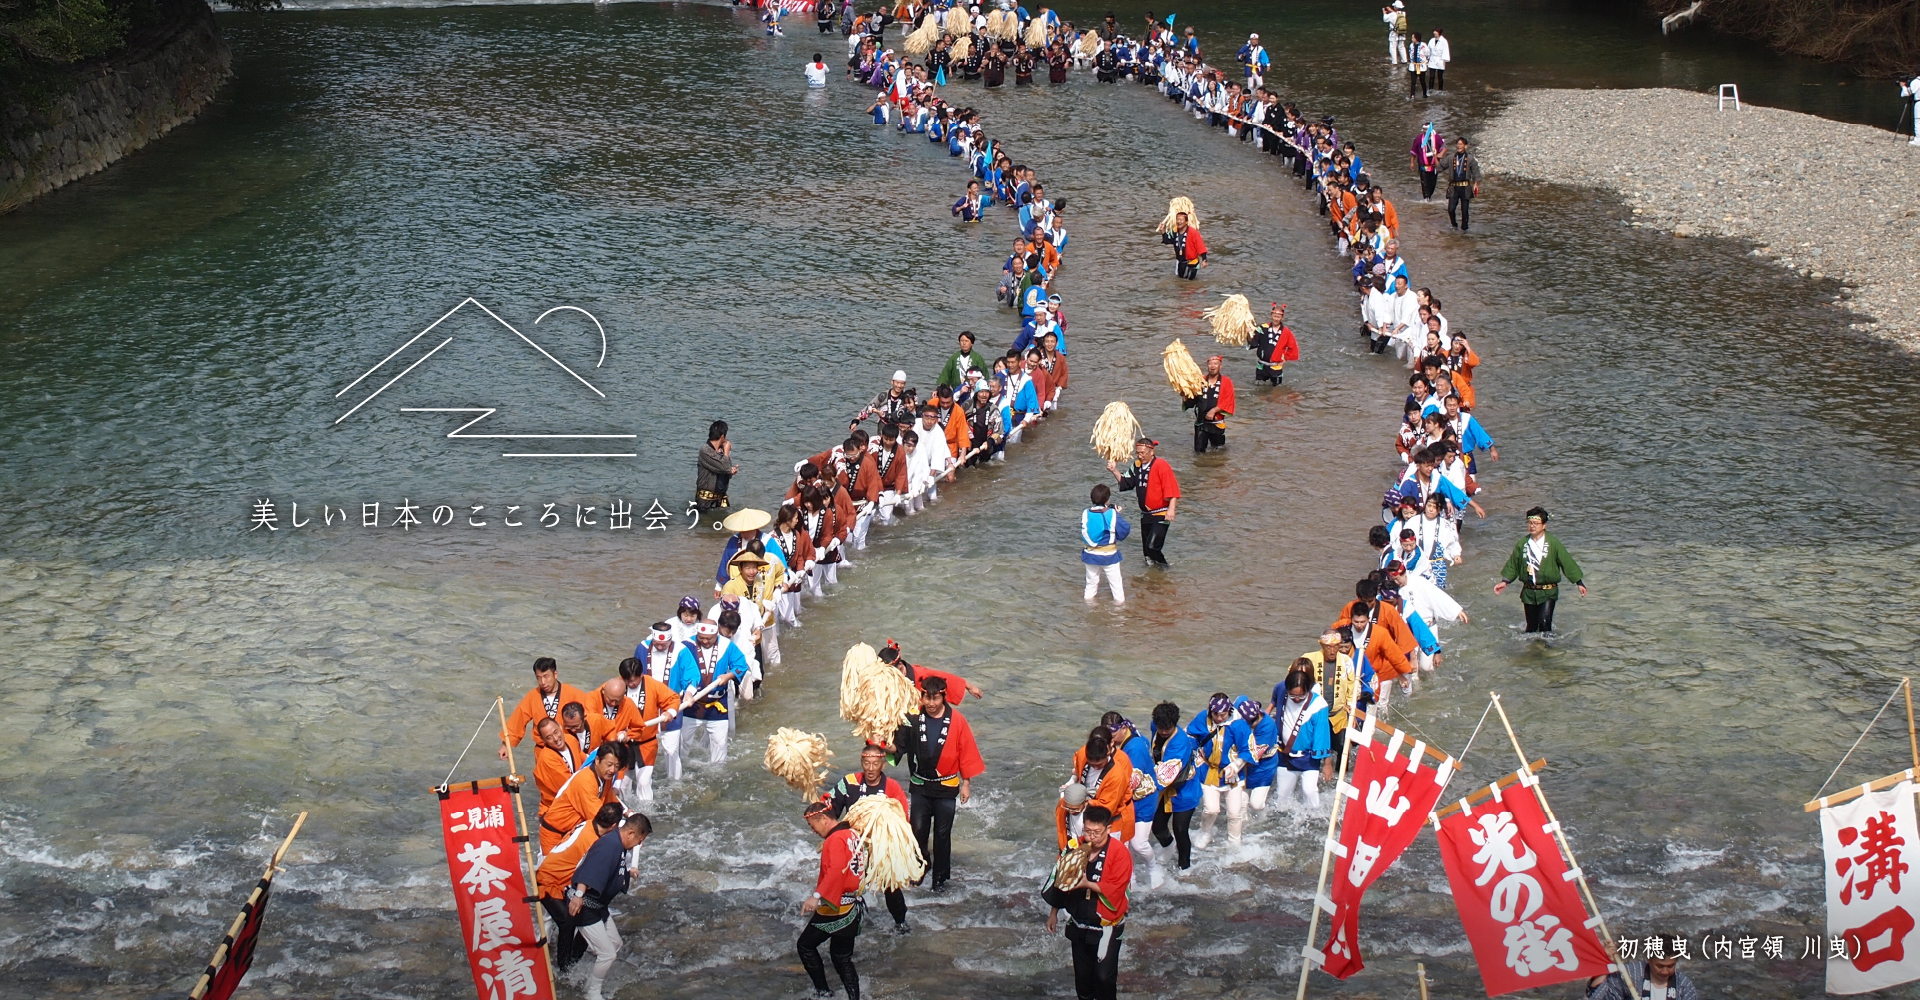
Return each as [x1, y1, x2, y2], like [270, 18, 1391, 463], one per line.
[490, 62, 1079, 997]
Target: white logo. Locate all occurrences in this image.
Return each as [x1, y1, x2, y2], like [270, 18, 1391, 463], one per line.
[333, 298, 634, 459]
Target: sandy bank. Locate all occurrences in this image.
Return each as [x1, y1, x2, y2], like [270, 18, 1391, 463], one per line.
[1480, 87, 1920, 349]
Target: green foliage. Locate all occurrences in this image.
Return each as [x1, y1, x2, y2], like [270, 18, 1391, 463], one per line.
[1, 0, 130, 65]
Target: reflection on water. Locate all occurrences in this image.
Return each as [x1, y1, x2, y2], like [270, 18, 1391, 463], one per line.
[2, 1, 1919, 998]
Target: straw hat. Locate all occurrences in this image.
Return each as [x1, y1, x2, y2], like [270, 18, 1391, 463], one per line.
[722, 508, 772, 533]
[729, 551, 769, 567]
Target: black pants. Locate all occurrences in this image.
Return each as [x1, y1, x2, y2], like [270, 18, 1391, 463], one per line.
[1139, 512, 1169, 565]
[1409, 68, 1426, 97]
[1176, 260, 1200, 280]
[883, 888, 907, 926]
[1067, 924, 1124, 1000]
[1193, 421, 1225, 453]
[818, 19, 833, 32]
[1447, 186, 1472, 229]
[1419, 168, 1438, 200]
[1151, 807, 1194, 868]
[910, 789, 958, 887]
[1254, 365, 1283, 385]
[797, 912, 861, 998]
[1432, 67, 1445, 90]
[540, 897, 587, 970]
[1523, 598, 1557, 633]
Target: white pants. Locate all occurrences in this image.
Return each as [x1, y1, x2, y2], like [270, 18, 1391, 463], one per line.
[633, 764, 655, 801]
[1083, 563, 1125, 603]
[1128, 815, 1155, 882]
[1197, 784, 1248, 846]
[875, 490, 901, 525]
[851, 507, 874, 548]
[659, 728, 682, 781]
[687, 717, 728, 764]
[1272, 769, 1323, 809]
[1248, 784, 1270, 812]
[1414, 648, 1435, 673]
[760, 620, 781, 666]
[1388, 30, 1403, 63]
[579, 915, 621, 994]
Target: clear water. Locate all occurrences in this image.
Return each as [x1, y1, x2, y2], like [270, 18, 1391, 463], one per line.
[3, 1, 1916, 998]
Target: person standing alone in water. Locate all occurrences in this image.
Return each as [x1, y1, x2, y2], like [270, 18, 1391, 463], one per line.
[1494, 506, 1585, 633]
[698, 420, 738, 510]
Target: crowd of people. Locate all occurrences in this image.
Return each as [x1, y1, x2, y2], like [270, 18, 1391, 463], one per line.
[485, 7, 1605, 1000]
[489, 45, 1083, 998]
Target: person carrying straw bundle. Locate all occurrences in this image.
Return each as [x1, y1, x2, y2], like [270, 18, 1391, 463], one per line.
[904, 16, 940, 57]
[1023, 12, 1048, 48]
[1155, 196, 1199, 233]
[1107, 437, 1180, 569]
[888, 675, 985, 892]
[1159, 207, 1208, 279]
[822, 742, 917, 933]
[1181, 354, 1235, 454]
[765, 728, 834, 800]
[1089, 401, 1141, 464]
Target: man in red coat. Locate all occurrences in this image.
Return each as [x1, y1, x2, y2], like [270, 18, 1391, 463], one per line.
[890, 675, 985, 892]
[1161, 211, 1208, 279]
[1043, 805, 1133, 1000]
[823, 742, 914, 932]
[1185, 355, 1236, 453]
[1249, 301, 1300, 385]
[1108, 438, 1181, 568]
[799, 801, 864, 999]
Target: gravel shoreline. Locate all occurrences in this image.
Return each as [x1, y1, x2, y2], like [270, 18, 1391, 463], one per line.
[1480, 88, 1920, 350]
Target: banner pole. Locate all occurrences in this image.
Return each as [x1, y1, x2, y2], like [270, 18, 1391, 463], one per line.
[189, 811, 307, 1000]
[1490, 693, 1640, 1000]
[1416, 962, 1430, 1000]
[1294, 685, 1359, 1000]
[497, 695, 560, 1000]
[1904, 678, 1917, 772]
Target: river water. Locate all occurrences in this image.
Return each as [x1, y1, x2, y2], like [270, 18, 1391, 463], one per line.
[3, 1, 1918, 998]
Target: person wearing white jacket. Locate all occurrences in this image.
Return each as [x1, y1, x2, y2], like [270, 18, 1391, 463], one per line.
[1381, 1, 1406, 65]
[1905, 72, 1920, 145]
[1387, 559, 1467, 675]
[1362, 275, 1395, 354]
[1385, 275, 1424, 364]
[904, 406, 953, 513]
[1426, 29, 1451, 92]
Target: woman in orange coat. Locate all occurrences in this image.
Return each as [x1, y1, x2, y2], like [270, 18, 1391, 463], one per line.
[1055, 726, 1136, 848]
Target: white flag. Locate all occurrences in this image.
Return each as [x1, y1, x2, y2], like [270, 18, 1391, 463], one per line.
[1823, 780, 1920, 994]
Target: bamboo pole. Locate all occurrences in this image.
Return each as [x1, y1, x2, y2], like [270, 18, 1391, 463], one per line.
[1350, 711, 1455, 769]
[1416, 962, 1430, 1000]
[1490, 694, 1640, 1000]
[189, 812, 307, 999]
[1904, 677, 1917, 772]
[1294, 686, 1361, 1000]
[1802, 766, 1917, 812]
[498, 695, 561, 1000]
[1430, 759, 1549, 820]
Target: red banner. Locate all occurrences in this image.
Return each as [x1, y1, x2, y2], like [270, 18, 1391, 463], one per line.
[1435, 775, 1612, 996]
[440, 781, 556, 1000]
[1319, 726, 1452, 979]
[199, 877, 272, 1000]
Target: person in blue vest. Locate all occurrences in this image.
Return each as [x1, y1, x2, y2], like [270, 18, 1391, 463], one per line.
[1234, 697, 1279, 819]
[952, 179, 987, 221]
[667, 621, 750, 766]
[1146, 700, 1202, 885]
[1236, 33, 1268, 88]
[1186, 694, 1251, 850]
[566, 813, 651, 1000]
[1101, 712, 1159, 884]
[1267, 666, 1333, 810]
[1080, 484, 1131, 604]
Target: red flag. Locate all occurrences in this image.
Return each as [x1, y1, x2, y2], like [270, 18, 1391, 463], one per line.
[198, 877, 271, 1000]
[440, 781, 556, 1000]
[1318, 725, 1452, 979]
[1434, 776, 1613, 996]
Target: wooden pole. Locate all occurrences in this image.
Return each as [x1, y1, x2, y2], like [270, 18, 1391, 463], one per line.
[498, 695, 560, 1000]
[1294, 686, 1361, 1000]
[1417, 962, 1430, 1000]
[189, 812, 307, 1000]
[1490, 694, 1640, 1000]
[1903, 677, 1917, 772]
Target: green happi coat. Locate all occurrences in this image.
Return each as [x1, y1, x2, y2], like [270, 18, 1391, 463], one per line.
[1500, 532, 1582, 605]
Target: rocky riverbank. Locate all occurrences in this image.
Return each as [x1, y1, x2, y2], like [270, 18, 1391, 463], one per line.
[1480, 87, 1920, 350]
[0, 0, 231, 214]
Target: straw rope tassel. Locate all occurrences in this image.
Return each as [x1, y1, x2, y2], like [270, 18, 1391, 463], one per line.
[1490, 693, 1641, 1000]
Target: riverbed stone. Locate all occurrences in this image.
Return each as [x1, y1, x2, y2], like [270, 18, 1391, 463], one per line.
[1482, 88, 1920, 351]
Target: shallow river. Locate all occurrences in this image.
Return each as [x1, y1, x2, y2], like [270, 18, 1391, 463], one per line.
[3, 1, 1918, 998]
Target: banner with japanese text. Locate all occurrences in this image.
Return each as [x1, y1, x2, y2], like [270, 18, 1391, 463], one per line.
[1823, 781, 1920, 994]
[1320, 728, 1451, 979]
[1435, 777, 1611, 996]
[440, 782, 556, 1000]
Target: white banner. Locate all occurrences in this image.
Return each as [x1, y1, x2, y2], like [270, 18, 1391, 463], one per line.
[1823, 781, 1920, 994]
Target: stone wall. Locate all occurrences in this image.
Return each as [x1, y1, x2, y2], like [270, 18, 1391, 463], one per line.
[0, 1, 232, 214]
